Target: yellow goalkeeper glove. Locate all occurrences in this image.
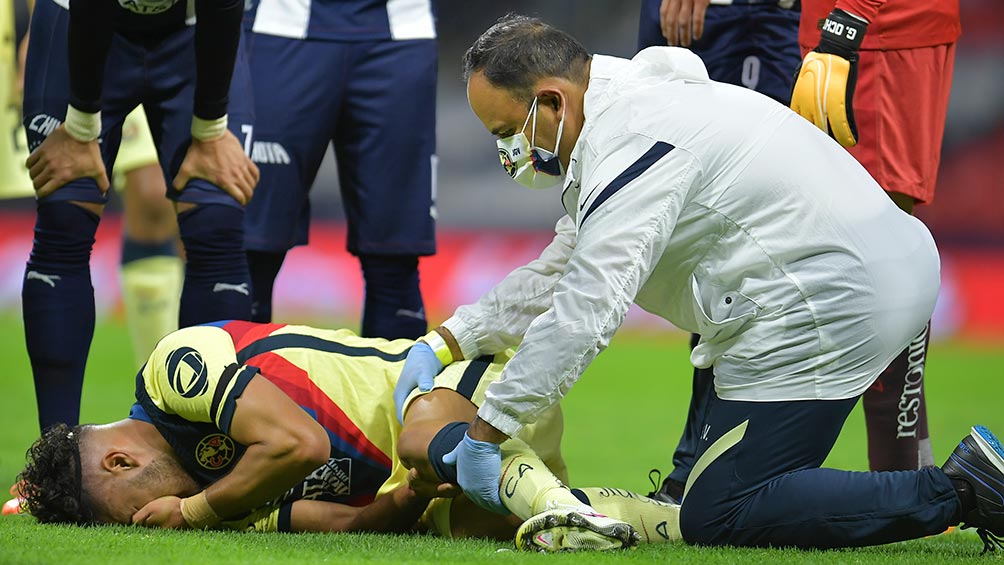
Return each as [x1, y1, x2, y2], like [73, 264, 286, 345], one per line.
[790, 9, 868, 148]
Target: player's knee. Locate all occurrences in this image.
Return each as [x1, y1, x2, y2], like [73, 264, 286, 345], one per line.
[29, 201, 101, 269]
[177, 204, 245, 273]
[423, 422, 469, 484]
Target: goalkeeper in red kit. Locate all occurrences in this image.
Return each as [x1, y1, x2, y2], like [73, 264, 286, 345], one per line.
[789, 0, 960, 471]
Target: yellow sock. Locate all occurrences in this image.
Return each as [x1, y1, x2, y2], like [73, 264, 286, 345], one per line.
[498, 439, 595, 520]
[120, 255, 183, 367]
[572, 487, 681, 543]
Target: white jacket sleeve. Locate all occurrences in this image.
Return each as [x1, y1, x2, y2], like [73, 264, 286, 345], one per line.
[442, 215, 577, 361]
[478, 135, 702, 436]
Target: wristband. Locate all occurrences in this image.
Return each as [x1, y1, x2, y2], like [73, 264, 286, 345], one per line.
[64, 105, 101, 142]
[191, 115, 228, 141]
[420, 330, 454, 367]
[180, 491, 221, 529]
[817, 9, 867, 59]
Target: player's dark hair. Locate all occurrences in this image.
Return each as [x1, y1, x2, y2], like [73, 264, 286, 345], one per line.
[16, 423, 99, 525]
[463, 13, 591, 102]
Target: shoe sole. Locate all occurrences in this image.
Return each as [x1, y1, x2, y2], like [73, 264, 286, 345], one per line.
[516, 511, 638, 552]
[972, 426, 1004, 477]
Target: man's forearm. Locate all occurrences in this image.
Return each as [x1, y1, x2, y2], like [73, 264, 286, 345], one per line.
[67, 0, 115, 114]
[192, 0, 243, 121]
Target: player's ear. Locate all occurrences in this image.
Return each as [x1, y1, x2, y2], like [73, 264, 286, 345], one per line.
[102, 451, 139, 474]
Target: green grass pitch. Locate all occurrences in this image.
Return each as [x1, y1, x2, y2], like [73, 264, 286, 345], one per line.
[0, 314, 1002, 563]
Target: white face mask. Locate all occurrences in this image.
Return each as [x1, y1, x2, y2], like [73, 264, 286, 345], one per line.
[496, 97, 566, 190]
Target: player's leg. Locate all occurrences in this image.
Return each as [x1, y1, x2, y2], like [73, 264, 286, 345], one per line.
[398, 359, 637, 550]
[243, 33, 342, 323]
[117, 107, 181, 366]
[677, 392, 960, 548]
[20, 1, 135, 430]
[849, 45, 955, 471]
[146, 28, 254, 327]
[335, 40, 437, 340]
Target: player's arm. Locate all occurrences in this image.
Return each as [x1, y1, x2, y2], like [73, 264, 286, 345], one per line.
[286, 487, 430, 533]
[133, 375, 331, 529]
[25, 0, 111, 197]
[790, 1, 881, 147]
[172, 0, 258, 205]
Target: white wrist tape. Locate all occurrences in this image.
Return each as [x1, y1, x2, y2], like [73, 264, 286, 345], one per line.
[64, 105, 101, 142]
[191, 115, 228, 141]
[421, 330, 453, 367]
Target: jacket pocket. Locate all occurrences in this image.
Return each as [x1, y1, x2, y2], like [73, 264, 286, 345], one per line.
[690, 275, 761, 343]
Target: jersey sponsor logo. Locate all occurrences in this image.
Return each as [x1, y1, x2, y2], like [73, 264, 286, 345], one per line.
[293, 457, 353, 500]
[165, 346, 210, 398]
[117, 0, 180, 15]
[196, 433, 237, 470]
[27, 114, 61, 137]
[251, 141, 291, 165]
[25, 271, 61, 288]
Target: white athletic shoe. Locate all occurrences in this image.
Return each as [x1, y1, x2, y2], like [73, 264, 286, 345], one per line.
[515, 508, 640, 552]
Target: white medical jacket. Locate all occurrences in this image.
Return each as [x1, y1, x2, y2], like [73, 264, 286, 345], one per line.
[443, 48, 941, 437]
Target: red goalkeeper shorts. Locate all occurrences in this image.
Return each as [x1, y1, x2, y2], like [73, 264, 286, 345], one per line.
[801, 43, 957, 204]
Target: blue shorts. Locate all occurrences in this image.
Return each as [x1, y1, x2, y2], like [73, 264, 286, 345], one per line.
[23, 0, 254, 208]
[243, 34, 437, 256]
[638, 1, 801, 104]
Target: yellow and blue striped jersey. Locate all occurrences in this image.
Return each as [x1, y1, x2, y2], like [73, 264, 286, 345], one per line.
[131, 320, 503, 528]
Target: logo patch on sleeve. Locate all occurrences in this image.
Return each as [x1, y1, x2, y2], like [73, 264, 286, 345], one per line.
[196, 433, 236, 470]
[166, 347, 210, 398]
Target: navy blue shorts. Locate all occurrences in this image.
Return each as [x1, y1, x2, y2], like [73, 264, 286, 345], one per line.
[23, 0, 254, 208]
[243, 34, 437, 256]
[638, 1, 802, 104]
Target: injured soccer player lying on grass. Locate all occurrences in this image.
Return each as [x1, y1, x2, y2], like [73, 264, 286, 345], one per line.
[13, 321, 676, 551]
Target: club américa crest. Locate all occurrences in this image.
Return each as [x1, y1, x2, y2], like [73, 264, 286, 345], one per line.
[196, 433, 236, 470]
[499, 148, 518, 178]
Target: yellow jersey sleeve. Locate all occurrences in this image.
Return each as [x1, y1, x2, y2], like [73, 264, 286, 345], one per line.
[141, 325, 259, 434]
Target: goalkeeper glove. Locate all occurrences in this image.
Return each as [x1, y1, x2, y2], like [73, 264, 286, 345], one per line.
[790, 9, 868, 147]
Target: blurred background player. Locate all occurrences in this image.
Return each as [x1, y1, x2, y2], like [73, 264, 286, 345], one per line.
[16, 322, 681, 552]
[637, 0, 803, 504]
[790, 0, 961, 470]
[638, 0, 801, 104]
[242, 0, 438, 339]
[6, 5, 181, 368]
[21, 0, 258, 432]
[113, 107, 182, 369]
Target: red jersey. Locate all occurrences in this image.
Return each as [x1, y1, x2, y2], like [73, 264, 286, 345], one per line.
[800, 0, 961, 50]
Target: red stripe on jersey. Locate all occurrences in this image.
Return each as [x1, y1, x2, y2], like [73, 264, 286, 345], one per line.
[221, 321, 288, 351]
[248, 351, 393, 470]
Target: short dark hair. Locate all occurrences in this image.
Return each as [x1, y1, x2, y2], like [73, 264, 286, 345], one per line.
[17, 423, 99, 525]
[462, 14, 591, 102]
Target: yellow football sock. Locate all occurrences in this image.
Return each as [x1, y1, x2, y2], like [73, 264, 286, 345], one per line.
[498, 440, 595, 520]
[121, 255, 183, 367]
[572, 487, 682, 543]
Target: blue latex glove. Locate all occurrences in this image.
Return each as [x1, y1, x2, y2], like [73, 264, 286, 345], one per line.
[442, 432, 507, 515]
[394, 342, 443, 423]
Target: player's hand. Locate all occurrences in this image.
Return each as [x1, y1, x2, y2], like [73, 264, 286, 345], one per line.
[790, 9, 867, 147]
[393, 343, 443, 423]
[25, 125, 110, 198]
[406, 467, 462, 499]
[442, 432, 507, 515]
[659, 0, 711, 47]
[132, 496, 190, 529]
[173, 130, 259, 205]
